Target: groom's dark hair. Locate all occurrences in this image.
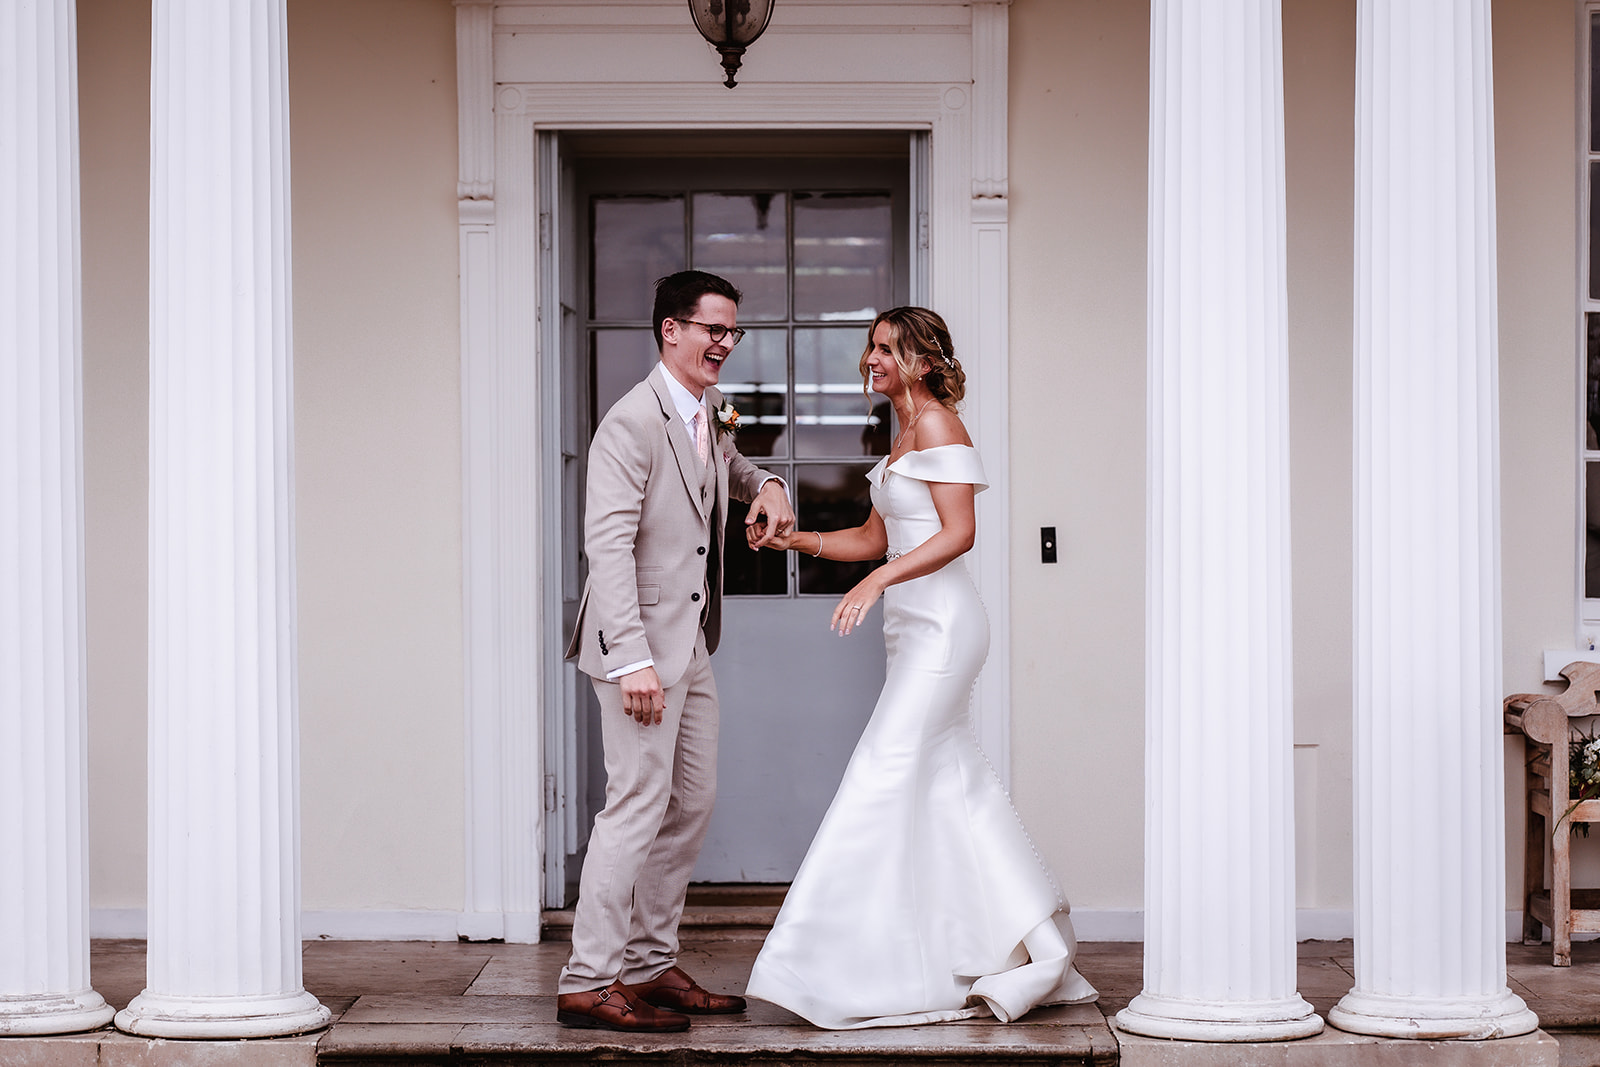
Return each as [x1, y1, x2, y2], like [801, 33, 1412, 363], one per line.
[652, 270, 743, 351]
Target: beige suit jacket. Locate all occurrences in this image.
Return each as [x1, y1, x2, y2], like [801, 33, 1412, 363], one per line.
[565, 366, 773, 688]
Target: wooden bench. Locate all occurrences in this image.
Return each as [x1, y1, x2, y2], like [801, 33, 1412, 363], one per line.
[1505, 660, 1600, 965]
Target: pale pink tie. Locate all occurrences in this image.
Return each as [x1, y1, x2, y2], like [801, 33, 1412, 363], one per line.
[694, 410, 710, 464]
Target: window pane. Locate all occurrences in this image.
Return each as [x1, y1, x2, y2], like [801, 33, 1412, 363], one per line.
[1589, 460, 1600, 600]
[796, 463, 881, 595]
[1592, 13, 1600, 152]
[794, 327, 887, 458]
[591, 329, 658, 427]
[592, 195, 684, 320]
[723, 485, 790, 597]
[793, 192, 893, 321]
[1592, 164, 1600, 302]
[717, 327, 788, 457]
[1589, 315, 1600, 600]
[1589, 314, 1600, 448]
[693, 192, 788, 320]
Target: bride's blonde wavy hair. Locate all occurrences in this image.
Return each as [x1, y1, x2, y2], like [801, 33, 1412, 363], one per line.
[857, 306, 967, 410]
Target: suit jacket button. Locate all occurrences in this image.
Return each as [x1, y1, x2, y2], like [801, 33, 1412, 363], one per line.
[691, 592, 701, 602]
[697, 546, 707, 555]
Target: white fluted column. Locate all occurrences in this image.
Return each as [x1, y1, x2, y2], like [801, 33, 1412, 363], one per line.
[1328, 0, 1535, 1041]
[113, 0, 329, 1039]
[1115, 0, 1321, 1043]
[0, 0, 115, 1036]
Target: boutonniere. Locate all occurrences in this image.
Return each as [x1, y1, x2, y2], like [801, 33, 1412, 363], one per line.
[712, 399, 740, 438]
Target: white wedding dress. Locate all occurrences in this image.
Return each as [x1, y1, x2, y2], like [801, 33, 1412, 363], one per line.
[746, 444, 1097, 1029]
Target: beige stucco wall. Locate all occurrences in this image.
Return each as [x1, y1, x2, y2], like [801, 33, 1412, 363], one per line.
[1280, 0, 1357, 916]
[1495, 0, 1584, 885]
[1498, 3, 1582, 681]
[81, 0, 152, 912]
[1007, 0, 1149, 913]
[1007, 0, 1581, 916]
[79, 0, 466, 915]
[288, 0, 464, 912]
[74, 0, 1581, 926]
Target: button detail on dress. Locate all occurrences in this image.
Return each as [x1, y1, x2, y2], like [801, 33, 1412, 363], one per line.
[691, 592, 701, 602]
[697, 546, 707, 556]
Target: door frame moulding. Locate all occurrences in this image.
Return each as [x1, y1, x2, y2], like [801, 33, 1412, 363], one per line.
[454, 0, 1014, 934]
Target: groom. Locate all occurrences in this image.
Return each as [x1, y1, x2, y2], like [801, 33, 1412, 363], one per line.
[557, 270, 794, 1032]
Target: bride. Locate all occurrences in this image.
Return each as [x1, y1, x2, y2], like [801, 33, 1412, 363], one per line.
[742, 307, 1097, 1029]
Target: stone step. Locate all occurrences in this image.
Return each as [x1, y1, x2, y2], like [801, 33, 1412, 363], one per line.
[0, 1019, 1570, 1067]
[311, 1011, 1567, 1067]
[8, 937, 1582, 1067]
[539, 903, 781, 943]
[313, 997, 1118, 1067]
[540, 884, 787, 942]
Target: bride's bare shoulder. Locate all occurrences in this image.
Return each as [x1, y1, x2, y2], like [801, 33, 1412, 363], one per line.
[913, 405, 971, 450]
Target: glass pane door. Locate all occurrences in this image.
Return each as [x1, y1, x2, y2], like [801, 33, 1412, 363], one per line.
[581, 156, 909, 599]
[570, 139, 914, 884]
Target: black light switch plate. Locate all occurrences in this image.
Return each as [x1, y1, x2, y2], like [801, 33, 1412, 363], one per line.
[1041, 526, 1057, 564]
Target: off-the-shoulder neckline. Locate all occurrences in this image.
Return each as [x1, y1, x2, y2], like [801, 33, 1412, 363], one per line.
[882, 442, 977, 468]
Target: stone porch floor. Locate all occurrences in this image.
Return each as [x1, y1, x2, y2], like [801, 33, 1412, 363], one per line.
[5, 937, 1600, 1065]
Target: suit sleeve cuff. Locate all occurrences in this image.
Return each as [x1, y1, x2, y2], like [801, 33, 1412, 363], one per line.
[757, 474, 788, 498]
[605, 658, 654, 681]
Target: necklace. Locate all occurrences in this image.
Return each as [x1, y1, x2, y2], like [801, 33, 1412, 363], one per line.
[893, 397, 936, 452]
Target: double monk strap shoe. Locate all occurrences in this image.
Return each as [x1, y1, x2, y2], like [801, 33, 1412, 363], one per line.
[556, 982, 690, 1032]
[631, 965, 747, 1015]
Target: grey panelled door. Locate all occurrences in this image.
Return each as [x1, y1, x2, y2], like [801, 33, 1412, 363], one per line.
[566, 138, 912, 887]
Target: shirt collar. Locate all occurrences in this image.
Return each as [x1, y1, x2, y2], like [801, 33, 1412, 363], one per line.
[657, 361, 705, 424]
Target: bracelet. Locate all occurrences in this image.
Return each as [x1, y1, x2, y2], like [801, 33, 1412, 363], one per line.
[813, 531, 824, 558]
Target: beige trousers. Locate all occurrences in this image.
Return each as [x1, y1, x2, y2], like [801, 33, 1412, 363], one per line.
[558, 634, 719, 993]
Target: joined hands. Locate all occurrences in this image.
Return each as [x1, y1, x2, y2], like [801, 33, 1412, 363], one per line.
[744, 481, 795, 550]
[745, 520, 801, 552]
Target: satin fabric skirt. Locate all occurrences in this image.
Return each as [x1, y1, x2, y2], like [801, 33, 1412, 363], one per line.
[746, 561, 1097, 1029]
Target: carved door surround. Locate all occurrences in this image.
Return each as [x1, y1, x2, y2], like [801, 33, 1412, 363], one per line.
[452, 0, 1014, 938]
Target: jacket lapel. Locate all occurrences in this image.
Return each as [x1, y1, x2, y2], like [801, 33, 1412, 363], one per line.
[709, 387, 730, 519]
[650, 368, 713, 523]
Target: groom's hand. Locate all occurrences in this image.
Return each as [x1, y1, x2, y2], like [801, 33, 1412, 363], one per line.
[620, 666, 666, 725]
[746, 481, 795, 549]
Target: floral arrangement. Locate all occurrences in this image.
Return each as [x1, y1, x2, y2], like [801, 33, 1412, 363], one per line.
[713, 399, 740, 438]
[1563, 726, 1600, 835]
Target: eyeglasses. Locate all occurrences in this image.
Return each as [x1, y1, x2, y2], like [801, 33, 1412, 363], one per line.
[674, 318, 746, 346]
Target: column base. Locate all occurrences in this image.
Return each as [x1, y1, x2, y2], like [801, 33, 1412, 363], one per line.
[0, 990, 115, 1035]
[1328, 987, 1539, 1040]
[114, 989, 330, 1039]
[1115, 991, 1325, 1042]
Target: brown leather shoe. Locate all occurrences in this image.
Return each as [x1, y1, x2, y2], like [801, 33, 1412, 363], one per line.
[631, 965, 747, 1015]
[556, 981, 690, 1032]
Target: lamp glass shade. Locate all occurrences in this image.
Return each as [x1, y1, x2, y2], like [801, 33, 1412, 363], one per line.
[688, 0, 774, 47]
